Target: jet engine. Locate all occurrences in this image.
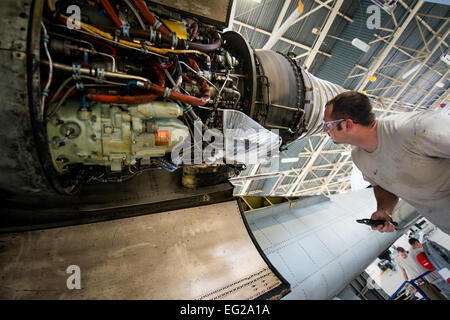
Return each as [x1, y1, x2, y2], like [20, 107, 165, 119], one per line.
[0, 0, 344, 197]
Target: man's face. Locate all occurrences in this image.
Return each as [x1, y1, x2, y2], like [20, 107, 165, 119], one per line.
[323, 104, 347, 144]
[411, 242, 421, 250]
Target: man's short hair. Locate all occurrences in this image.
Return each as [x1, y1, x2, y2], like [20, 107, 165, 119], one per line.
[326, 91, 375, 126]
[408, 238, 420, 245]
[396, 247, 406, 253]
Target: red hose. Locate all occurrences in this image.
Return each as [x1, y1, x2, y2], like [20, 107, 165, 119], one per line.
[186, 55, 210, 102]
[88, 93, 159, 104]
[190, 21, 198, 40]
[100, 0, 123, 28]
[182, 72, 193, 83]
[96, 25, 222, 52]
[133, 0, 170, 35]
[149, 61, 165, 87]
[154, 61, 174, 69]
[89, 82, 210, 106]
[88, 56, 210, 106]
[88, 61, 165, 105]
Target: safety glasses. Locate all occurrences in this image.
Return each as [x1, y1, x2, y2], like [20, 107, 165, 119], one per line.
[322, 118, 345, 132]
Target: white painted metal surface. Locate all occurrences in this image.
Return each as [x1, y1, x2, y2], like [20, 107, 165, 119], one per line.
[245, 188, 403, 299]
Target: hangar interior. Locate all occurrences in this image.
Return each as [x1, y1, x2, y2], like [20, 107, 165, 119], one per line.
[0, 0, 449, 301]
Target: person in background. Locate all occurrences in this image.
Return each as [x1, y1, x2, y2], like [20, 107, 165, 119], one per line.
[323, 91, 450, 234]
[408, 238, 449, 299]
[395, 246, 445, 300]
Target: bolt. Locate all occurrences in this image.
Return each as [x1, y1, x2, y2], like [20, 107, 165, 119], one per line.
[104, 125, 113, 134]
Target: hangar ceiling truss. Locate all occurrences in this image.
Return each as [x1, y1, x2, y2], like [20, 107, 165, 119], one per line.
[230, 0, 449, 197]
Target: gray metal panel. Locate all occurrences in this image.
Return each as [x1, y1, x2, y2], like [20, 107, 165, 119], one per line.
[150, 0, 233, 26]
[0, 200, 289, 299]
[0, 0, 52, 194]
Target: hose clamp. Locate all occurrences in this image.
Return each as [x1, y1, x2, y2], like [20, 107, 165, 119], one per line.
[121, 25, 130, 37]
[42, 88, 49, 96]
[149, 29, 157, 43]
[76, 82, 85, 89]
[72, 64, 82, 80]
[153, 21, 162, 32]
[141, 43, 149, 54]
[183, 104, 193, 113]
[95, 68, 105, 83]
[163, 87, 172, 98]
[43, 33, 50, 43]
[171, 32, 178, 49]
[80, 94, 89, 109]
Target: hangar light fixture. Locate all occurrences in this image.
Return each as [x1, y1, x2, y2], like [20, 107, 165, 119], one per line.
[281, 157, 299, 163]
[401, 63, 421, 79]
[352, 38, 371, 52]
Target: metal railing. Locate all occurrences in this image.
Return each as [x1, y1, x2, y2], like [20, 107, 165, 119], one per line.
[389, 270, 433, 300]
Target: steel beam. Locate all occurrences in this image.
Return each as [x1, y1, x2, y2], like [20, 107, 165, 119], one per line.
[262, 2, 304, 50]
[431, 86, 450, 108]
[385, 22, 450, 110]
[303, 0, 344, 70]
[233, 19, 331, 57]
[398, 0, 449, 48]
[264, 0, 292, 45]
[286, 135, 330, 196]
[313, 0, 353, 22]
[413, 68, 450, 110]
[356, 1, 425, 91]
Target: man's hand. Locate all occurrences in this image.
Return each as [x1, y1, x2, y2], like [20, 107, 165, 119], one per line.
[370, 209, 395, 233]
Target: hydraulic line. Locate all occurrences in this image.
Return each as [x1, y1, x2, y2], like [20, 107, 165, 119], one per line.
[179, 61, 219, 92]
[100, 0, 123, 28]
[132, 0, 171, 35]
[154, 61, 174, 69]
[58, 15, 211, 59]
[85, 62, 164, 105]
[48, 75, 128, 106]
[97, 25, 222, 52]
[188, 19, 199, 40]
[42, 60, 152, 84]
[122, 0, 146, 30]
[47, 82, 127, 118]
[149, 61, 165, 88]
[186, 55, 210, 101]
[51, 22, 167, 59]
[80, 33, 116, 57]
[41, 21, 53, 117]
[88, 76, 210, 106]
